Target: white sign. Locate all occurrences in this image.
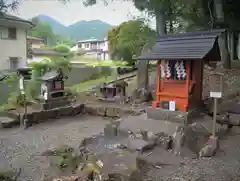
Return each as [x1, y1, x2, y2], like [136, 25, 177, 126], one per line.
[210, 92, 222, 98]
[19, 77, 24, 90]
[44, 92, 48, 100]
[169, 101, 176, 111]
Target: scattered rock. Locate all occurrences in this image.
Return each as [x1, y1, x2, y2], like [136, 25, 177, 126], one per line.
[0, 117, 19, 128]
[199, 136, 219, 157]
[172, 125, 185, 156]
[126, 138, 155, 153]
[171, 123, 211, 157]
[0, 169, 21, 181]
[199, 144, 215, 157]
[104, 123, 118, 138]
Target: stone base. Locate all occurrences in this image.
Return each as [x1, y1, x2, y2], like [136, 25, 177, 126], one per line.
[0, 104, 84, 129]
[41, 98, 70, 110]
[84, 105, 139, 118]
[146, 107, 200, 125]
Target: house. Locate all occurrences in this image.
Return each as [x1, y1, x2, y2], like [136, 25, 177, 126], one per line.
[0, 13, 33, 70]
[71, 37, 109, 60]
[27, 36, 45, 49]
[27, 48, 69, 64]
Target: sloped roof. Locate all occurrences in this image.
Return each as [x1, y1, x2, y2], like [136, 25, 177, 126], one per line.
[0, 12, 33, 26]
[27, 36, 44, 41]
[40, 70, 59, 81]
[138, 29, 225, 61]
[32, 48, 70, 56]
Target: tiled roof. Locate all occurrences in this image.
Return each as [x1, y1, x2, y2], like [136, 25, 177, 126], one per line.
[0, 12, 33, 26]
[137, 29, 225, 61]
[27, 36, 44, 41]
[32, 48, 70, 56]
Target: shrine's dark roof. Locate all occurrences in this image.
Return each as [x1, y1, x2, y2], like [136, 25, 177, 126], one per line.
[40, 70, 59, 81]
[137, 29, 225, 61]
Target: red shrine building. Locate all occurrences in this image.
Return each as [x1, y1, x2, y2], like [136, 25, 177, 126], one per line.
[138, 30, 224, 115]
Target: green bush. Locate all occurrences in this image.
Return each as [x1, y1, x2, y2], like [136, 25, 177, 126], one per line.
[54, 44, 70, 53]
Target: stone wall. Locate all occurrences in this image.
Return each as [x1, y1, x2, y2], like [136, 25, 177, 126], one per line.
[202, 64, 240, 100]
[84, 105, 142, 118]
[203, 62, 240, 113]
[0, 104, 84, 128]
[0, 104, 142, 129]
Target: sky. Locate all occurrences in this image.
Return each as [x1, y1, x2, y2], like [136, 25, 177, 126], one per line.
[11, 0, 154, 27]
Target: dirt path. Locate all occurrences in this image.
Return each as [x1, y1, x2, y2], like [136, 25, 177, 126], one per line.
[0, 115, 109, 181]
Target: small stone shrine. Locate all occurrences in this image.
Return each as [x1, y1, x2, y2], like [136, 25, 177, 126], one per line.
[39, 68, 70, 110]
[99, 80, 128, 104]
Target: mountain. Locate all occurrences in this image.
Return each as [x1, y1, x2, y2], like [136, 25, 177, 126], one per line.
[33, 14, 112, 41]
[35, 14, 67, 35]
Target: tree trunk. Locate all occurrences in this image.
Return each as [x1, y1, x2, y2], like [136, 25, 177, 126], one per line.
[169, 20, 173, 33]
[135, 10, 166, 102]
[155, 11, 166, 37]
[213, 0, 224, 24]
[136, 10, 166, 90]
[218, 32, 231, 69]
[228, 31, 235, 61]
[213, 0, 231, 68]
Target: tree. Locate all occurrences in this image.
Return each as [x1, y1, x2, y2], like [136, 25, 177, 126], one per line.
[54, 44, 70, 53]
[28, 17, 58, 45]
[0, 0, 19, 12]
[108, 20, 155, 64]
[28, 17, 74, 46]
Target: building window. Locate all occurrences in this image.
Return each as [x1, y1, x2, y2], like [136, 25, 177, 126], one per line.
[85, 43, 90, 48]
[8, 28, 17, 39]
[9, 57, 19, 70]
[0, 27, 17, 39]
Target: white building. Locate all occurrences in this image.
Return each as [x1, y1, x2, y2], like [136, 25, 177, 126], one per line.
[71, 37, 109, 60]
[27, 48, 69, 64]
[27, 36, 45, 49]
[0, 13, 33, 70]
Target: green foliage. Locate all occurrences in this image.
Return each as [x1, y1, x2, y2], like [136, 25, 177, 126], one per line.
[108, 20, 155, 63]
[100, 67, 112, 80]
[54, 44, 70, 53]
[28, 17, 74, 46]
[3, 72, 18, 87]
[0, 0, 19, 12]
[1, 56, 72, 111]
[55, 35, 74, 47]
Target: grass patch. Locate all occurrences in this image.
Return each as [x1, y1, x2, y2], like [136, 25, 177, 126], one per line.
[70, 75, 114, 93]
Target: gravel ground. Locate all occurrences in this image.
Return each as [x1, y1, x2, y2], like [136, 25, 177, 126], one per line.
[119, 114, 240, 181]
[1, 113, 240, 181]
[144, 128, 240, 181]
[0, 115, 110, 181]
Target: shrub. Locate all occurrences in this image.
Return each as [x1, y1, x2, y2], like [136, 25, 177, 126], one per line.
[54, 44, 70, 53]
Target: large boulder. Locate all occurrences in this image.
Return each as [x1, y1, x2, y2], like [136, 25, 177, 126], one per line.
[172, 123, 211, 158]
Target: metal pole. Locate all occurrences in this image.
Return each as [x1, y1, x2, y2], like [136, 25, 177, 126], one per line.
[212, 98, 218, 137]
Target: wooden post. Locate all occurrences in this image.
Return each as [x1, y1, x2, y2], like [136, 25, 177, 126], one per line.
[209, 73, 223, 136]
[212, 98, 217, 137]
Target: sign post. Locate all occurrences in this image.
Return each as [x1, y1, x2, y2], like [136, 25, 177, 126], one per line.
[209, 72, 223, 136]
[205, 72, 223, 154]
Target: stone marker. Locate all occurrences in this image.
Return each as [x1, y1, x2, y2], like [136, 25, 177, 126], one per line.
[104, 123, 118, 138]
